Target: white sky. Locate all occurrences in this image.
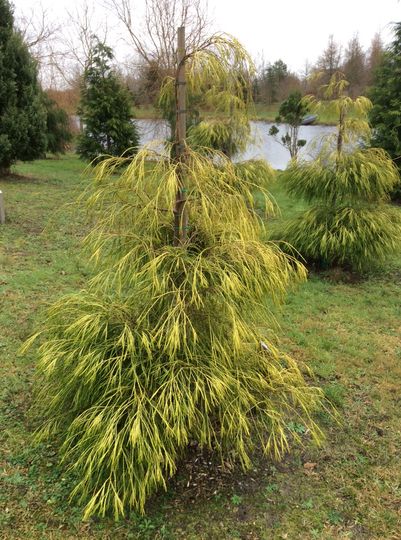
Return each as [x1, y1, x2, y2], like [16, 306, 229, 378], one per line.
[212, 0, 401, 72]
[13, 0, 401, 74]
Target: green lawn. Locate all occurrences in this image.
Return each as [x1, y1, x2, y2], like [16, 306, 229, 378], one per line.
[1, 155, 401, 539]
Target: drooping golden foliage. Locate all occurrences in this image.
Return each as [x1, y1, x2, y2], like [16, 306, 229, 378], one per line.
[282, 204, 401, 270]
[284, 148, 400, 204]
[280, 73, 401, 271]
[27, 35, 325, 520]
[29, 147, 324, 518]
[187, 116, 251, 156]
[159, 33, 255, 112]
[158, 32, 255, 156]
[310, 73, 373, 147]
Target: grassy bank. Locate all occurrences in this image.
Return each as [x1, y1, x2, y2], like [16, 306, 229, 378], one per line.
[134, 106, 163, 120]
[251, 102, 360, 125]
[1, 155, 400, 539]
[134, 102, 346, 125]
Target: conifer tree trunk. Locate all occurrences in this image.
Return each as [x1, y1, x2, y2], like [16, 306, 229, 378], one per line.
[337, 106, 345, 156]
[334, 103, 345, 205]
[173, 26, 189, 246]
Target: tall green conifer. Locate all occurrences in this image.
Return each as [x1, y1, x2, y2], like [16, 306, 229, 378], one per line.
[0, 0, 46, 174]
[369, 22, 401, 200]
[77, 39, 139, 163]
[43, 93, 72, 155]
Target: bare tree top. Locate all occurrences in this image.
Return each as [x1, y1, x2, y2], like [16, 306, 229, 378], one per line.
[104, 0, 211, 71]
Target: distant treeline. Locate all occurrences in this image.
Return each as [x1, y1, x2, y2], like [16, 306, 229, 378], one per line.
[46, 33, 384, 115]
[253, 34, 384, 105]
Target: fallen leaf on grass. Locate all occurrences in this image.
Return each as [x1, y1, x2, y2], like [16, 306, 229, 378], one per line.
[303, 462, 318, 475]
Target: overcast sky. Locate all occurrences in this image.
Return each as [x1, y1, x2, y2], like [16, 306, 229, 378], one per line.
[212, 0, 400, 72]
[13, 0, 401, 74]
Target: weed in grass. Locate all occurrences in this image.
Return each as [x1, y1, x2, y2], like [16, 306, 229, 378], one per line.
[327, 509, 343, 525]
[264, 483, 279, 496]
[286, 422, 306, 435]
[230, 494, 243, 506]
[301, 498, 314, 510]
[227, 530, 242, 539]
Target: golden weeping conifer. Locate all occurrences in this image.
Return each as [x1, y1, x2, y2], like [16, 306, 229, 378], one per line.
[25, 30, 324, 519]
[280, 73, 401, 271]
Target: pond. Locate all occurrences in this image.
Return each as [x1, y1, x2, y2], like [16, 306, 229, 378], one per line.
[136, 119, 336, 170]
[71, 116, 336, 170]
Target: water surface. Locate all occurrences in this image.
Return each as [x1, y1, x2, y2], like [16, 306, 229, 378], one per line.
[136, 119, 336, 169]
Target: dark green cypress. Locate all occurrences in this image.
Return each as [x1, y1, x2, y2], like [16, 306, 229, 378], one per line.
[43, 94, 72, 155]
[76, 39, 140, 163]
[0, 0, 47, 174]
[369, 22, 401, 200]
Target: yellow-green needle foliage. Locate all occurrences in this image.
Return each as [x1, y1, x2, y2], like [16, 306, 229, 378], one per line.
[282, 204, 401, 271]
[187, 115, 251, 157]
[29, 145, 325, 519]
[159, 33, 254, 156]
[280, 73, 401, 271]
[159, 34, 254, 115]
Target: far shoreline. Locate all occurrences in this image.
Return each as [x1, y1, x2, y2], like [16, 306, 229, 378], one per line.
[133, 106, 338, 126]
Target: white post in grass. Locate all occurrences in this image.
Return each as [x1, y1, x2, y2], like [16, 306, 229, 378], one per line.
[0, 191, 5, 224]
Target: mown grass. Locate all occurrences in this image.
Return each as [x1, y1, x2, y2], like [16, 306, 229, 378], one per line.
[1, 155, 401, 539]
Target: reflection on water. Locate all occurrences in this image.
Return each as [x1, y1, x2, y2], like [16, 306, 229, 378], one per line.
[136, 119, 336, 170]
[137, 119, 171, 145]
[239, 122, 336, 169]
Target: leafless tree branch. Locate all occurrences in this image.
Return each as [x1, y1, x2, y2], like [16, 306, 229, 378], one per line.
[103, 0, 211, 71]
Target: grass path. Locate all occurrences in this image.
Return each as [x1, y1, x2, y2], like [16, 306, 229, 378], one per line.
[1, 156, 400, 539]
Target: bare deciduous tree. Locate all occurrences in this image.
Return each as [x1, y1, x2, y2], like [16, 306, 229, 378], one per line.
[104, 0, 211, 71]
[15, 1, 108, 89]
[17, 5, 59, 56]
[343, 34, 366, 97]
[15, 4, 63, 86]
[366, 32, 384, 86]
[316, 35, 342, 87]
[64, 2, 108, 73]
